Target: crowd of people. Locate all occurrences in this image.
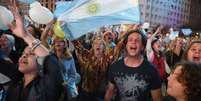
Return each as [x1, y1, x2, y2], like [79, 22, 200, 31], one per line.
[0, 1, 201, 101]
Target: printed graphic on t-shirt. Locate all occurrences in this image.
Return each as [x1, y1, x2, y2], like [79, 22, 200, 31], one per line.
[114, 72, 148, 101]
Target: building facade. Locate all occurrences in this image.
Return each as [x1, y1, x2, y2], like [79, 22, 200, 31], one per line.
[139, 0, 191, 29]
[189, 0, 201, 31]
[0, 0, 71, 13]
[39, 0, 72, 11]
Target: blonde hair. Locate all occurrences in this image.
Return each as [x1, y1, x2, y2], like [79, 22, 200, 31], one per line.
[168, 37, 183, 51]
[52, 36, 72, 60]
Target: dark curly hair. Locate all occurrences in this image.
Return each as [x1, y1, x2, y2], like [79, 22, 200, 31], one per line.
[175, 61, 201, 101]
[123, 29, 147, 47]
[27, 24, 41, 39]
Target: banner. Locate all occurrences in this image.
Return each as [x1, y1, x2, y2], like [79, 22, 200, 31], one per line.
[181, 28, 192, 36]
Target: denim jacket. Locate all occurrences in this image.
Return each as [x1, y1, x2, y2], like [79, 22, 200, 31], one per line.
[61, 58, 78, 99]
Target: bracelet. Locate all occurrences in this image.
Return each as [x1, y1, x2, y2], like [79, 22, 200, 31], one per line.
[31, 39, 41, 52]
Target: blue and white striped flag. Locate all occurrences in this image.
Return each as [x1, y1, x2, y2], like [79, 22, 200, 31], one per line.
[54, 0, 89, 18]
[18, 0, 36, 4]
[54, 1, 73, 18]
[57, 0, 141, 40]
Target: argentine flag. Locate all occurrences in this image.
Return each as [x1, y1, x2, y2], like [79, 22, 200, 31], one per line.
[56, 0, 141, 40]
[54, 0, 89, 18]
[18, 0, 36, 4]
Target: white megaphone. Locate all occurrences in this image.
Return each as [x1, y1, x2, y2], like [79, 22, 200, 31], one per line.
[29, 1, 54, 24]
[0, 5, 14, 30]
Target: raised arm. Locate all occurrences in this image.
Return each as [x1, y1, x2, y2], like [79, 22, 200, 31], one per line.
[40, 20, 55, 49]
[151, 89, 162, 101]
[72, 40, 90, 65]
[8, 0, 49, 57]
[104, 82, 115, 101]
[146, 26, 162, 61]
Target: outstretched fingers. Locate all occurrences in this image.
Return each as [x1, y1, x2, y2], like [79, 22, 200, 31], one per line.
[7, 0, 17, 31]
[9, 0, 21, 20]
[9, 0, 17, 8]
[8, 0, 25, 38]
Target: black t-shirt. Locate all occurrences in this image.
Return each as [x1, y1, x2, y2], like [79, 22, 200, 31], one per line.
[165, 50, 183, 69]
[108, 58, 161, 101]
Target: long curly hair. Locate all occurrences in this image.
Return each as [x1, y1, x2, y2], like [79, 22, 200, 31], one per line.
[175, 62, 201, 101]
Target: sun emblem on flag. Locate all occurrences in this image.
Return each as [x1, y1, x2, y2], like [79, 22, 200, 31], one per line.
[87, 3, 99, 14]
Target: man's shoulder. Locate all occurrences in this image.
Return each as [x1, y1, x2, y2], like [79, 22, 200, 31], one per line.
[142, 59, 154, 68]
[141, 60, 158, 72]
[110, 58, 124, 71]
[111, 58, 124, 66]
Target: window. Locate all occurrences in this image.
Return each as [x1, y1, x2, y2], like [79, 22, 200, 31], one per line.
[171, 4, 174, 9]
[146, 13, 149, 17]
[151, 14, 154, 18]
[141, 12, 143, 16]
[155, 0, 159, 4]
[160, 1, 163, 4]
[146, 5, 150, 9]
[155, 15, 157, 19]
[155, 8, 158, 12]
[158, 15, 161, 19]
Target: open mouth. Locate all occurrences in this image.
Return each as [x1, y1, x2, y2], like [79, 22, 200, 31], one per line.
[108, 37, 113, 40]
[129, 47, 137, 52]
[130, 47, 137, 50]
[157, 45, 161, 49]
[22, 61, 28, 64]
[192, 57, 200, 62]
[19, 59, 28, 65]
[96, 47, 100, 51]
[129, 46, 137, 51]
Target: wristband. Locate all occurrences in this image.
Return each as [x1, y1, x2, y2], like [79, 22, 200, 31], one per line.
[31, 39, 41, 52]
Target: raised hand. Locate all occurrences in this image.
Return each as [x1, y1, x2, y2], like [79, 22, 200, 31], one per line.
[155, 25, 163, 35]
[7, 0, 49, 57]
[8, 0, 27, 38]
